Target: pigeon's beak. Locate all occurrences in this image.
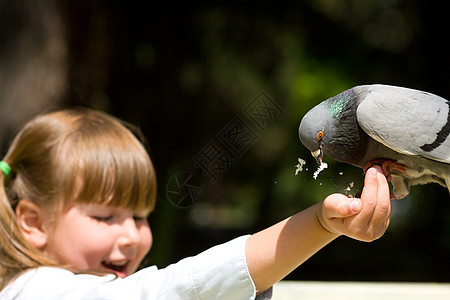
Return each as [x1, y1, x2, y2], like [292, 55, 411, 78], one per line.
[311, 148, 323, 165]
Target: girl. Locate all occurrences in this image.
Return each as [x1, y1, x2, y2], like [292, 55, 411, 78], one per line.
[0, 108, 391, 299]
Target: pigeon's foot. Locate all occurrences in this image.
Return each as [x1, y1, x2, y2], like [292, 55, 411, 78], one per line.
[363, 159, 407, 182]
[364, 159, 409, 200]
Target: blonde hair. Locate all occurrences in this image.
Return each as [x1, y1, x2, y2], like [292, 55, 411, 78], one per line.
[0, 108, 157, 286]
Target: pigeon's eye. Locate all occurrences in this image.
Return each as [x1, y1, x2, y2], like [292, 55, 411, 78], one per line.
[317, 130, 324, 141]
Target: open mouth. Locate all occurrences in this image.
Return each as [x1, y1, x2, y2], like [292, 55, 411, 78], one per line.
[101, 261, 129, 278]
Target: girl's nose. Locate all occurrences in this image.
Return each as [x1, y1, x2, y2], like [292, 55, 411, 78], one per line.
[118, 218, 140, 248]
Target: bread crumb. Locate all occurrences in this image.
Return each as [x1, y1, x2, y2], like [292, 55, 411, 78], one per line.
[313, 162, 328, 180]
[345, 182, 354, 191]
[294, 158, 307, 175]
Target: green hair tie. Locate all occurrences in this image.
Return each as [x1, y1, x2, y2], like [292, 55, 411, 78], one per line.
[0, 161, 11, 176]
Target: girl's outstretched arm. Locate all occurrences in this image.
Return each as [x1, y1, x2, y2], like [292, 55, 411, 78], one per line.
[245, 166, 391, 294]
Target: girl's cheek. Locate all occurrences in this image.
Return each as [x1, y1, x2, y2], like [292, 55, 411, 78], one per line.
[142, 226, 153, 252]
[136, 226, 152, 263]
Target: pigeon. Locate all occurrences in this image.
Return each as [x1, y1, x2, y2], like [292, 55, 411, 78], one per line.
[298, 84, 450, 199]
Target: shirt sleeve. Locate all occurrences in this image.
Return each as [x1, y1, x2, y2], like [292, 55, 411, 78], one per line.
[129, 235, 263, 299]
[1, 235, 273, 300]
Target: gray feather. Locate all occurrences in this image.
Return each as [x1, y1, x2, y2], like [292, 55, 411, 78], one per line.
[356, 85, 450, 163]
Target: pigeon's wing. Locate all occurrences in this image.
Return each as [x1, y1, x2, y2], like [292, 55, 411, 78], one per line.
[356, 85, 450, 164]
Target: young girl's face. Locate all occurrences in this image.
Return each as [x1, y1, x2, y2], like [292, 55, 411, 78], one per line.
[44, 203, 152, 278]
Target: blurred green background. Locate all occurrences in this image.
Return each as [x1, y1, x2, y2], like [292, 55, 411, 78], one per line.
[1, 0, 449, 282]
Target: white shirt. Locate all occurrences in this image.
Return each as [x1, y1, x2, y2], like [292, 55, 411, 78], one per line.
[0, 235, 273, 299]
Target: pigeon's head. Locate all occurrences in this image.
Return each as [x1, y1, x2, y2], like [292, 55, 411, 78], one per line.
[298, 102, 336, 165]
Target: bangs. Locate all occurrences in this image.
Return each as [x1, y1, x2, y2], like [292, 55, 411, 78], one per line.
[52, 111, 157, 213]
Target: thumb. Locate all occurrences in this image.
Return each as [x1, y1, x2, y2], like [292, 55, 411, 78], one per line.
[323, 194, 362, 219]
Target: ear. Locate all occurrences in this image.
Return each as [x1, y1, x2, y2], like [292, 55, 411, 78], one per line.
[15, 200, 48, 249]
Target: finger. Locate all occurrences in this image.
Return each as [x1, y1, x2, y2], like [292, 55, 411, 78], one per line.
[323, 194, 362, 219]
[371, 168, 392, 223]
[360, 166, 391, 239]
[358, 166, 382, 218]
[376, 168, 391, 204]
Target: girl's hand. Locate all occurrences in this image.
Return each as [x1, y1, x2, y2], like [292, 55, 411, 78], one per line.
[317, 166, 391, 242]
[246, 165, 391, 293]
